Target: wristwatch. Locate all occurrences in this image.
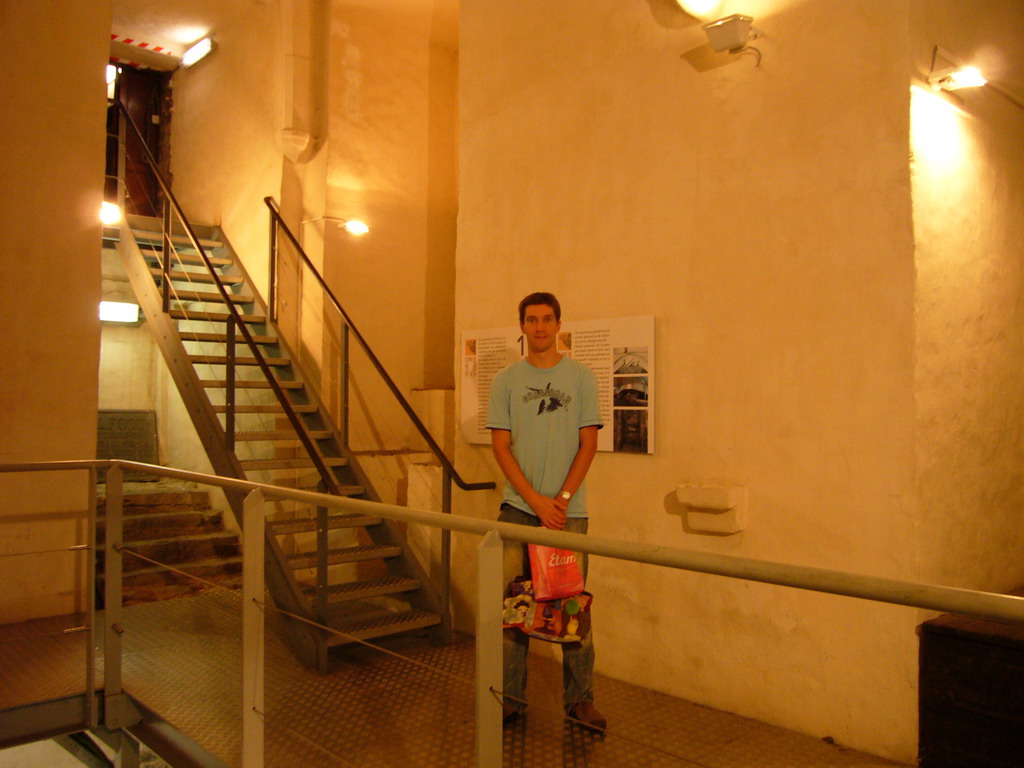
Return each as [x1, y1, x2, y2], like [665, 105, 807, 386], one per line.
[558, 490, 572, 502]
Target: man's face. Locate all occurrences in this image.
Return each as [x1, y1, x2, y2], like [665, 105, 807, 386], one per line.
[520, 304, 561, 355]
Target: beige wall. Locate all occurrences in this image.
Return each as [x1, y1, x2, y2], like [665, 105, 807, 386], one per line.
[168, 0, 284, 300]
[322, 1, 458, 393]
[169, 0, 458, 397]
[910, 0, 1024, 591]
[0, 0, 111, 620]
[455, 0, 923, 760]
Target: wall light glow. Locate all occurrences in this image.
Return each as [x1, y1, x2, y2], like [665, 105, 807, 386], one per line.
[100, 201, 122, 225]
[676, 0, 723, 19]
[181, 37, 214, 68]
[106, 64, 118, 100]
[910, 86, 969, 174]
[100, 301, 140, 323]
[342, 220, 370, 236]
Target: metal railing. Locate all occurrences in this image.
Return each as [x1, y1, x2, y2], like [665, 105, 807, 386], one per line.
[264, 197, 494, 623]
[3, 459, 1024, 767]
[113, 101, 343, 498]
[264, 196, 494, 494]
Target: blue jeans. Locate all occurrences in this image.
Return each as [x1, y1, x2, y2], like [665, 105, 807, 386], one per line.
[499, 504, 594, 712]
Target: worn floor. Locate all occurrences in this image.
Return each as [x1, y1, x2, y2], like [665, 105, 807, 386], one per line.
[1, 591, 907, 768]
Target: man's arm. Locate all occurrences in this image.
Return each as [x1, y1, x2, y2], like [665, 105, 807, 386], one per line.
[491, 428, 568, 530]
[556, 425, 599, 507]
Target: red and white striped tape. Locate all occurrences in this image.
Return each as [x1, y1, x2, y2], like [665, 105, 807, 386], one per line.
[110, 33, 180, 67]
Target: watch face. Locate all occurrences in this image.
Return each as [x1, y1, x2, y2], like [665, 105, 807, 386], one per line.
[559, 491, 571, 500]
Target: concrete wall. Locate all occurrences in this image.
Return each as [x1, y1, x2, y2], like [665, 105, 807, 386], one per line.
[169, 0, 458, 397]
[168, 0, 285, 299]
[323, 1, 458, 393]
[0, 0, 111, 621]
[454, 0, 922, 760]
[910, 0, 1024, 591]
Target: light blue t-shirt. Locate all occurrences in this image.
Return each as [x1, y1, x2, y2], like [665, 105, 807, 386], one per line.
[487, 356, 602, 517]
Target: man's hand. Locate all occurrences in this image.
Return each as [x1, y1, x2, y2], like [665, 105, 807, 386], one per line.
[529, 494, 567, 530]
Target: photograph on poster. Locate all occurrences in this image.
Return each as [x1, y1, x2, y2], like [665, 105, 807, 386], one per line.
[461, 315, 654, 453]
[614, 376, 648, 407]
[614, 409, 648, 453]
[614, 347, 648, 374]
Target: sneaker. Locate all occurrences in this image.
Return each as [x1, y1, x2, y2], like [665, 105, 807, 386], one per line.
[568, 700, 607, 732]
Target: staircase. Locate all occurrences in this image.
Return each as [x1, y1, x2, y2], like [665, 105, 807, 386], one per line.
[109, 214, 445, 672]
[97, 485, 242, 605]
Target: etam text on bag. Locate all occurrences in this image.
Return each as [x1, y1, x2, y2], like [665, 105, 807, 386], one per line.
[548, 551, 576, 567]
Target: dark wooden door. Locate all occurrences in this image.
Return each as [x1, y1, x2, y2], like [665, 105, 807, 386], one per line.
[106, 66, 169, 217]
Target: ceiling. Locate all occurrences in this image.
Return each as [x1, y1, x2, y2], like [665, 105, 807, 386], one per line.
[110, 1, 1020, 106]
[111, 0, 460, 61]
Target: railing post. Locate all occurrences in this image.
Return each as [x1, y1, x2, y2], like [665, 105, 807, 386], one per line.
[161, 198, 172, 313]
[476, 531, 503, 768]
[86, 466, 98, 729]
[339, 321, 350, 447]
[268, 215, 278, 324]
[242, 489, 266, 768]
[441, 467, 453, 642]
[103, 465, 126, 728]
[316, 483, 329, 624]
[226, 315, 236, 451]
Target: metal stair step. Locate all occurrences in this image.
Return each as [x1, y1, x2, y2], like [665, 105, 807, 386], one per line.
[234, 429, 332, 440]
[149, 267, 243, 284]
[171, 309, 263, 323]
[240, 457, 349, 471]
[188, 354, 289, 366]
[201, 380, 304, 390]
[212, 403, 318, 413]
[287, 544, 402, 570]
[268, 512, 378, 536]
[133, 230, 225, 251]
[301, 575, 421, 603]
[171, 290, 255, 304]
[180, 331, 278, 344]
[324, 609, 441, 648]
[143, 252, 233, 268]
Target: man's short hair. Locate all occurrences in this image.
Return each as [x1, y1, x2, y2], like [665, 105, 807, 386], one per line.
[518, 292, 561, 324]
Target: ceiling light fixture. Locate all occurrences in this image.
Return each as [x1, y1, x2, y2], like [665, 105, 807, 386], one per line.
[181, 37, 215, 68]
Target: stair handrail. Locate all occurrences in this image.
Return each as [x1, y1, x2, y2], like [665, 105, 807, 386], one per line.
[264, 196, 495, 493]
[115, 101, 345, 498]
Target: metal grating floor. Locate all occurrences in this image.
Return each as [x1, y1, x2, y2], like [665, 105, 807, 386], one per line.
[1, 592, 908, 768]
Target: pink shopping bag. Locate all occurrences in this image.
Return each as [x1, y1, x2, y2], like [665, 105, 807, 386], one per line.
[528, 544, 584, 601]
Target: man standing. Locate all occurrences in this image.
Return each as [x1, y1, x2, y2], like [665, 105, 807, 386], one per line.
[487, 292, 607, 731]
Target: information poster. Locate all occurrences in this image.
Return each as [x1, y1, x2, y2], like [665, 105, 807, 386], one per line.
[461, 315, 654, 454]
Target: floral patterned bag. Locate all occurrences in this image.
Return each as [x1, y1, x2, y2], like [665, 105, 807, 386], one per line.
[502, 578, 592, 644]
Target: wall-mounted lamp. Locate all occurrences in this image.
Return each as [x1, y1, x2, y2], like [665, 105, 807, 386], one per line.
[926, 46, 986, 93]
[100, 301, 140, 324]
[302, 216, 371, 235]
[928, 65, 986, 92]
[181, 37, 215, 68]
[702, 14, 756, 53]
[341, 220, 369, 236]
[100, 201, 122, 226]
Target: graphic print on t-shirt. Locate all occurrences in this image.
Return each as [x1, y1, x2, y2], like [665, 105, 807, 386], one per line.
[522, 382, 573, 415]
